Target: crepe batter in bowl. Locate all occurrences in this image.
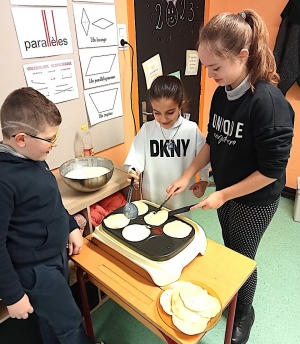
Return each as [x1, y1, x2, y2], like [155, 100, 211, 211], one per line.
[65, 166, 110, 179]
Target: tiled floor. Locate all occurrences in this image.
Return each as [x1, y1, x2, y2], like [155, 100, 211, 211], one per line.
[91, 188, 300, 344]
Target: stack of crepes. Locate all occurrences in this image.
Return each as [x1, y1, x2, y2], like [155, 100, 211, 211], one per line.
[159, 281, 221, 335]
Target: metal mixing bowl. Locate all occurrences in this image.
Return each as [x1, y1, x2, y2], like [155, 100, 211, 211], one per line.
[59, 156, 114, 192]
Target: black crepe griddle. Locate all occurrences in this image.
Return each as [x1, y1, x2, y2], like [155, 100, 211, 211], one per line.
[100, 202, 195, 262]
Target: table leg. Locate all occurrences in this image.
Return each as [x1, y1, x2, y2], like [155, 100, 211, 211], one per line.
[76, 267, 95, 341]
[159, 331, 177, 344]
[224, 293, 237, 344]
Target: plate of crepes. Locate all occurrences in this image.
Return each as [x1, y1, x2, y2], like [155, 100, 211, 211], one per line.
[157, 281, 222, 335]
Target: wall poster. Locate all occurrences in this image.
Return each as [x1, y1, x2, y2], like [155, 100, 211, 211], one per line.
[78, 46, 120, 89]
[11, 7, 73, 59]
[23, 59, 79, 104]
[84, 83, 122, 125]
[72, 3, 118, 48]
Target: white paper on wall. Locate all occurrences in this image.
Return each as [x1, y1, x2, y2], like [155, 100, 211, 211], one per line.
[84, 83, 122, 126]
[142, 54, 163, 89]
[72, 3, 118, 48]
[10, 0, 67, 5]
[23, 59, 79, 104]
[11, 7, 73, 59]
[185, 50, 199, 76]
[78, 46, 120, 89]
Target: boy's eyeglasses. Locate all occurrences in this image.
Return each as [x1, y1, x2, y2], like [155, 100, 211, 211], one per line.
[12, 132, 59, 145]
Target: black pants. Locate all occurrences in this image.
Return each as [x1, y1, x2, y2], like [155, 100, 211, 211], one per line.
[16, 250, 93, 344]
[217, 197, 280, 305]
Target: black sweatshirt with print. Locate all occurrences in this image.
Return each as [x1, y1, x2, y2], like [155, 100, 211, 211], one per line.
[206, 81, 294, 206]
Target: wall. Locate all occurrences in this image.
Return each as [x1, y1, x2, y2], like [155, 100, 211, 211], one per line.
[200, 0, 299, 188]
[0, 0, 136, 169]
[1, 0, 297, 186]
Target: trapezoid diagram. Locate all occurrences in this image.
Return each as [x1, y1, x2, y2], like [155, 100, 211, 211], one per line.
[81, 8, 90, 36]
[85, 54, 116, 76]
[89, 88, 118, 113]
[92, 18, 113, 29]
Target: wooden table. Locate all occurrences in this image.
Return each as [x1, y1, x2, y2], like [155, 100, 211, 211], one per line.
[72, 237, 256, 344]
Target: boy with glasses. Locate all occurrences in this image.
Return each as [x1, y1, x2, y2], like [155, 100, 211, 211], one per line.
[0, 87, 96, 344]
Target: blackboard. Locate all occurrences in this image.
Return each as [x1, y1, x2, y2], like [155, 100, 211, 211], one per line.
[133, 0, 205, 125]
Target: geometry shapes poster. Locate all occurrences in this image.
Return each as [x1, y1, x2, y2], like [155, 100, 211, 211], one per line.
[23, 59, 79, 104]
[78, 46, 120, 89]
[11, 7, 73, 59]
[84, 83, 122, 125]
[72, 3, 118, 48]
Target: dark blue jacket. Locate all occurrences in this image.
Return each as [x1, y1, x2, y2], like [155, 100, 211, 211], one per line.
[0, 152, 78, 305]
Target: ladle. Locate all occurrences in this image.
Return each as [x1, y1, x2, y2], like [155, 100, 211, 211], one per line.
[123, 170, 138, 220]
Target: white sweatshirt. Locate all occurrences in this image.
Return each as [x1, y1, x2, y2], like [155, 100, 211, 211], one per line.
[124, 116, 209, 210]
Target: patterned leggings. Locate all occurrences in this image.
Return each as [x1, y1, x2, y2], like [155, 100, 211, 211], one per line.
[217, 197, 280, 305]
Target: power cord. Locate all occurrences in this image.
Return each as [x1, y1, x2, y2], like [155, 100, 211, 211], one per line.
[120, 39, 127, 47]
[120, 39, 137, 135]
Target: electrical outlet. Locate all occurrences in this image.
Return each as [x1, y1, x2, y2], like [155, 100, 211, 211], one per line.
[117, 24, 128, 49]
